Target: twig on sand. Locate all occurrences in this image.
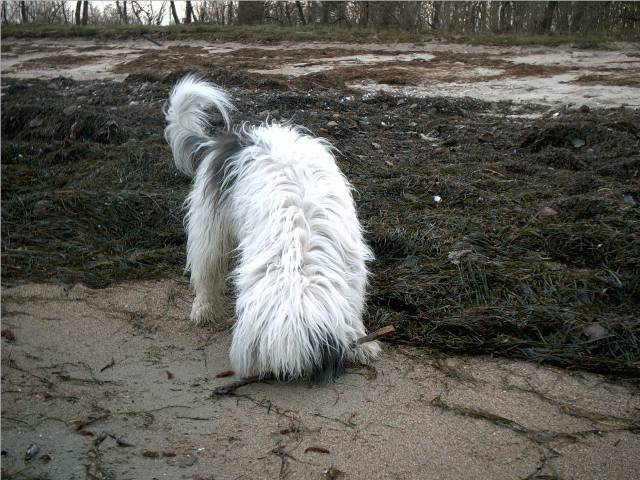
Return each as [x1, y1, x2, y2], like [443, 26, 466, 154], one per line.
[355, 324, 395, 345]
[213, 376, 269, 396]
[99, 359, 115, 372]
[71, 414, 110, 431]
[94, 430, 135, 447]
[213, 325, 395, 396]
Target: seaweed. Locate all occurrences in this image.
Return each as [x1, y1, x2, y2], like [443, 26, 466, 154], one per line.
[2, 76, 638, 376]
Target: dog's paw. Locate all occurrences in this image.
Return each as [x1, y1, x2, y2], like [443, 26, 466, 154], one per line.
[190, 299, 227, 328]
[349, 340, 382, 364]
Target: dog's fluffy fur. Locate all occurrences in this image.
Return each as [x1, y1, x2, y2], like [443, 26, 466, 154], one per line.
[165, 75, 380, 381]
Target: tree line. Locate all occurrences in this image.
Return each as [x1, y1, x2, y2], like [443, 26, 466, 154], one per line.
[2, 1, 639, 35]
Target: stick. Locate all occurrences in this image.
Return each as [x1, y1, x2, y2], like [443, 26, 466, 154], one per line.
[212, 376, 267, 396]
[355, 324, 395, 345]
[99, 359, 115, 372]
[212, 325, 395, 396]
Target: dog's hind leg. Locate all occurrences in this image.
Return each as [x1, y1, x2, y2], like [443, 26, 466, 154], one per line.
[185, 177, 234, 327]
[344, 253, 382, 364]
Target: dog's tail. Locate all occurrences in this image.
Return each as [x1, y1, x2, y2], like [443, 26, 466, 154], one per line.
[164, 74, 235, 177]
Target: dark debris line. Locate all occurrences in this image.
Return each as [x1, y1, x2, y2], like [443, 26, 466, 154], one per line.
[1, 74, 638, 376]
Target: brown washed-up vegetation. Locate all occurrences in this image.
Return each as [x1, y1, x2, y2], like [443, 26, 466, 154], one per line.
[2, 68, 639, 376]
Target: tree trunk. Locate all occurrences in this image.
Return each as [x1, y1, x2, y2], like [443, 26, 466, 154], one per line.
[488, 0, 500, 31]
[20, 1, 27, 23]
[237, 1, 264, 25]
[466, 2, 476, 33]
[196, 1, 204, 23]
[499, 1, 512, 32]
[440, 0, 450, 32]
[81, 0, 88, 24]
[337, 1, 349, 27]
[170, 1, 179, 24]
[131, 1, 143, 24]
[185, 1, 193, 23]
[61, 1, 68, 24]
[284, 3, 292, 26]
[227, 1, 233, 24]
[570, 1, 586, 33]
[374, 2, 397, 28]
[322, 1, 330, 24]
[511, 1, 525, 33]
[360, 1, 370, 28]
[432, 1, 441, 30]
[75, 0, 82, 24]
[214, 2, 221, 24]
[295, 1, 306, 25]
[479, 1, 487, 32]
[116, 1, 129, 24]
[538, 1, 558, 33]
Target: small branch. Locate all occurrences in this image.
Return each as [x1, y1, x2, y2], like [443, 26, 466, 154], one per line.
[356, 325, 395, 345]
[99, 359, 115, 372]
[71, 414, 110, 430]
[311, 412, 357, 428]
[213, 375, 269, 396]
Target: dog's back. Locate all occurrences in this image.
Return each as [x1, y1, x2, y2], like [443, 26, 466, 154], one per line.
[226, 124, 374, 381]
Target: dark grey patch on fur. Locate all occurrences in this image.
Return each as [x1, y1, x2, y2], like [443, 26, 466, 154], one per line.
[184, 135, 210, 170]
[310, 336, 347, 383]
[266, 335, 346, 383]
[204, 133, 241, 192]
[203, 132, 246, 199]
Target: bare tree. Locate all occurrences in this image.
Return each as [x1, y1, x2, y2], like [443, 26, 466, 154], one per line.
[20, 0, 27, 23]
[284, 2, 292, 26]
[155, 1, 167, 25]
[358, 1, 370, 28]
[81, 0, 88, 24]
[295, 1, 306, 25]
[372, 2, 398, 28]
[116, 1, 129, 24]
[61, 0, 69, 23]
[170, 0, 179, 24]
[499, 1, 512, 32]
[130, 1, 143, 24]
[227, 1, 234, 24]
[74, 0, 81, 24]
[185, 0, 193, 23]
[538, 1, 558, 33]
[570, 1, 587, 33]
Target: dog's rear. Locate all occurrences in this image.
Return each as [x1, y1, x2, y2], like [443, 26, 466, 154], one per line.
[165, 76, 380, 381]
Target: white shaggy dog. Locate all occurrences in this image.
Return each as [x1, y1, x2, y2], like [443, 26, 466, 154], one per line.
[164, 75, 380, 381]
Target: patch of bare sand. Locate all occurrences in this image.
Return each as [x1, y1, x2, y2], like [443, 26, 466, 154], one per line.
[2, 38, 639, 107]
[2, 281, 639, 479]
